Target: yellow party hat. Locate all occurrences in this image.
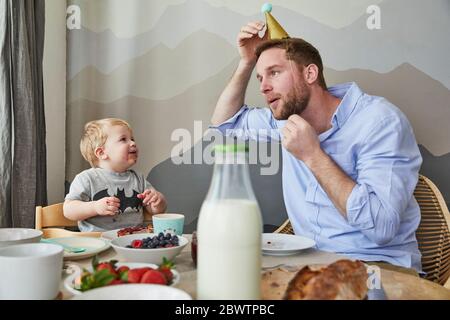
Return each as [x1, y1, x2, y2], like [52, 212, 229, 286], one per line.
[261, 3, 289, 39]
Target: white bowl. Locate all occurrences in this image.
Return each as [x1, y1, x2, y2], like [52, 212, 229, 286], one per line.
[0, 228, 43, 248]
[0, 243, 63, 299]
[110, 233, 188, 264]
[71, 283, 192, 300]
[64, 262, 181, 295]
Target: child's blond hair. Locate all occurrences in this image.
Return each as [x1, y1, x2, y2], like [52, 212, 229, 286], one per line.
[80, 118, 132, 167]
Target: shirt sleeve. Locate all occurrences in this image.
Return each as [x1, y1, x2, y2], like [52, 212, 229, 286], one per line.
[209, 105, 281, 141]
[65, 172, 92, 202]
[345, 115, 422, 245]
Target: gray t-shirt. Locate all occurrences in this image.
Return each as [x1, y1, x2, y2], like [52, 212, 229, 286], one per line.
[65, 168, 152, 232]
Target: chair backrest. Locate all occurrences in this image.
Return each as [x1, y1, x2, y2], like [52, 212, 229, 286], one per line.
[274, 174, 450, 287]
[35, 203, 77, 229]
[35, 203, 153, 239]
[414, 175, 450, 286]
[274, 218, 294, 234]
[35, 203, 100, 238]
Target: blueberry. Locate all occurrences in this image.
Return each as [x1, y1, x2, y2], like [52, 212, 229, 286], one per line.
[158, 232, 164, 237]
[165, 234, 172, 240]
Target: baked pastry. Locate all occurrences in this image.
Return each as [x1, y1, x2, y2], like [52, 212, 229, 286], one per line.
[117, 225, 153, 237]
[284, 260, 368, 300]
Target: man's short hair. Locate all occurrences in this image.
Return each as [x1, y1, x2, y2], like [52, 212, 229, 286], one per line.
[255, 38, 327, 89]
[80, 118, 132, 167]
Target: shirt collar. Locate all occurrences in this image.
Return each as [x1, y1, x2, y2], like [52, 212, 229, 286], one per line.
[328, 82, 363, 129]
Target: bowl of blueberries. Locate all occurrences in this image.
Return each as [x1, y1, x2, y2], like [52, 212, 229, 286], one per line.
[110, 232, 189, 264]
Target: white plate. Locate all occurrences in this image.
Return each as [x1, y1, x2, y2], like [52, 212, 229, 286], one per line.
[100, 229, 153, 241]
[71, 283, 191, 300]
[100, 229, 121, 241]
[262, 233, 315, 256]
[64, 262, 181, 295]
[49, 237, 110, 260]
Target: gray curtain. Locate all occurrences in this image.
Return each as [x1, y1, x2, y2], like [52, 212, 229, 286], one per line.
[0, 0, 47, 228]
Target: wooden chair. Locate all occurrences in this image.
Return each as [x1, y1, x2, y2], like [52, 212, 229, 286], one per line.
[273, 218, 295, 234]
[414, 175, 450, 287]
[273, 174, 450, 288]
[35, 203, 154, 239]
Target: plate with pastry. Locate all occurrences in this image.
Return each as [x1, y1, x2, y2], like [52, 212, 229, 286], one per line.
[261, 259, 375, 300]
[101, 225, 153, 241]
[262, 233, 315, 256]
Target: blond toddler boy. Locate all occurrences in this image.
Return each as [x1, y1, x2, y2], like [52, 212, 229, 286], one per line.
[64, 118, 167, 232]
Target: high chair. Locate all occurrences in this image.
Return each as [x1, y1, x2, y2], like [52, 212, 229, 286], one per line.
[35, 203, 154, 238]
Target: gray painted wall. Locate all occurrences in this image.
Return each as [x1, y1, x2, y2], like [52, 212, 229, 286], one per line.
[64, 1, 450, 229]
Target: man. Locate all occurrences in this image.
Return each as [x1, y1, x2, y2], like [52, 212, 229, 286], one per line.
[211, 21, 423, 272]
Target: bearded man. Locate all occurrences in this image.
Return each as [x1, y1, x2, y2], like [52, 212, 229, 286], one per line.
[211, 21, 423, 274]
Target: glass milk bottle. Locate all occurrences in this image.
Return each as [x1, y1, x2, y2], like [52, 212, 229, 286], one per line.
[197, 144, 263, 300]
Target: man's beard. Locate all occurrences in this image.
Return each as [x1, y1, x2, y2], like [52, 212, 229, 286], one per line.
[272, 83, 311, 120]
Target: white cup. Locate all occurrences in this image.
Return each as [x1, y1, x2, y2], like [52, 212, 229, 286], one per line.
[0, 243, 64, 300]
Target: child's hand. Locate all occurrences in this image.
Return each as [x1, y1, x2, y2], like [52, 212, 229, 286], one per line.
[138, 189, 167, 213]
[94, 197, 120, 216]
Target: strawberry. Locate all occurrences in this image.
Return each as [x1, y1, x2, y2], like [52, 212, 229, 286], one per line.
[109, 279, 125, 286]
[96, 263, 118, 278]
[78, 269, 116, 291]
[117, 266, 130, 274]
[126, 267, 153, 283]
[131, 240, 143, 248]
[119, 270, 129, 282]
[159, 268, 173, 283]
[158, 258, 175, 283]
[140, 269, 167, 285]
[117, 266, 130, 281]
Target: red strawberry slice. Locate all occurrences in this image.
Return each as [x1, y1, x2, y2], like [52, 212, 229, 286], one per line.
[140, 269, 167, 285]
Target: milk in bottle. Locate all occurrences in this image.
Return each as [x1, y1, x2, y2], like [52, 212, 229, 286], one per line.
[196, 144, 263, 300]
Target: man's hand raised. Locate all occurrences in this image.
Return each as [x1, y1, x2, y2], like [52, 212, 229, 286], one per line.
[237, 21, 268, 65]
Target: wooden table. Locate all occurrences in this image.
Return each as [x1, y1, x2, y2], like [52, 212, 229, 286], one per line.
[61, 234, 450, 300]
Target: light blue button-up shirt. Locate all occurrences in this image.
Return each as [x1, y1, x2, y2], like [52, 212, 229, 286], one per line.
[213, 82, 423, 271]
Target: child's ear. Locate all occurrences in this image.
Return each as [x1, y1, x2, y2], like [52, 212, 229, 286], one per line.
[95, 147, 107, 160]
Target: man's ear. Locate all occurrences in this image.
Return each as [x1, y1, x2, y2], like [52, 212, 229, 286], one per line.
[303, 64, 319, 85]
[95, 146, 107, 160]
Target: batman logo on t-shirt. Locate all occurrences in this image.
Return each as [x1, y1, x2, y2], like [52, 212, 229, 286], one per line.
[93, 188, 142, 213]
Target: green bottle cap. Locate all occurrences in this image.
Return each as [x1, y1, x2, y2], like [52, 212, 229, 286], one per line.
[214, 144, 249, 153]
